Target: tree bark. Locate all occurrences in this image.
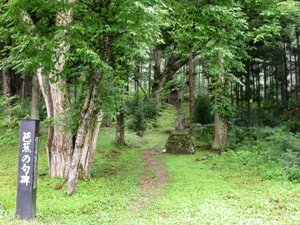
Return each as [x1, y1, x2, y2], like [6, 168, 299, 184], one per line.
[246, 63, 251, 127]
[79, 112, 103, 179]
[295, 51, 299, 97]
[296, 30, 300, 96]
[282, 43, 288, 105]
[256, 64, 261, 125]
[152, 49, 162, 102]
[188, 53, 195, 122]
[212, 51, 228, 152]
[201, 62, 207, 94]
[148, 62, 152, 96]
[34, 1, 74, 179]
[274, 65, 279, 101]
[67, 32, 112, 195]
[235, 73, 240, 106]
[67, 71, 102, 195]
[151, 49, 199, 103]
[115, 108, 125, 145]
[20, 0, 102, 188]
[48, 3, 75, 178]
[212, 113, 228, 152]
[31, 73, 40, 119]
[263, 60, 267, 101]
[2, 69, 11, 96]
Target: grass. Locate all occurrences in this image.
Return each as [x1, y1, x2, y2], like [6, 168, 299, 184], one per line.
[0, 104, 300, 224]
[134, 151, 300, 224]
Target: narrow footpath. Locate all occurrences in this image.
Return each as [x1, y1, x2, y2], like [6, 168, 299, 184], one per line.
[128, 149, 168, 213]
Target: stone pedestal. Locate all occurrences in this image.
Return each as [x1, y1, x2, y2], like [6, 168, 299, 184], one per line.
[165, 131, 195, 154]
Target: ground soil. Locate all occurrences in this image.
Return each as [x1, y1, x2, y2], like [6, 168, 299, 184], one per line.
[128, 148, 168, 213]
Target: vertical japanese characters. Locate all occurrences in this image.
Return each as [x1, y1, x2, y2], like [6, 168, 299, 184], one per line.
[19, 132, 32, 186]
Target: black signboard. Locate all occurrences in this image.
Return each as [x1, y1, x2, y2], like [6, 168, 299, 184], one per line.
[16, 120, 39, 220]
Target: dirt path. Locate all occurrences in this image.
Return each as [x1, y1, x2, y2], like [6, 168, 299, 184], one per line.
[129, 149, 168, 213]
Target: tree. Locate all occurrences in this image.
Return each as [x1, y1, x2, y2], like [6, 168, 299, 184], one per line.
[30, 73, 40, 119]
[188, 52, 196, 121]
[200, 3, 247, 151]
[2, 0, 165, 194]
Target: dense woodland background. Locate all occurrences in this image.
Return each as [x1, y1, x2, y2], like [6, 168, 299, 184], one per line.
[0, 0, 300, 196]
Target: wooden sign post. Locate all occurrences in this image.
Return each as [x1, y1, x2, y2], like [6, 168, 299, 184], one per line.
[16, 120, 39, 220]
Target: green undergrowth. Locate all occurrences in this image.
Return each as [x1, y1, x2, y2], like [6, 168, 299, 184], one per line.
[0, 104, 300, 224]
[192, 124, 300, 182]
[130, 150, 300, 224]
[0, 127, 147, 224]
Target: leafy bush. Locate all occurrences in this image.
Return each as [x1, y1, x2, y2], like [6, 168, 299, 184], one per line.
[0, 95, 30, 128]
[192, 95, 213, 124]
[284, 98, 300, 133]
[265, 131, 300, 180]
[0, 95, 30, 146]
[229, 127, 300, 181]
[228, 126, 279, 148]
[125, 97, 160, 136]
[233, 98, 300, 130]
[190, 123, 214, 145]
[234, 103, 284, 127]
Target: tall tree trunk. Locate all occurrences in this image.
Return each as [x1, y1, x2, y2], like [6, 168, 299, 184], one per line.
[212, 113, 228, 152]
[35, 1, 74, 179]
[20, 0, 88, 181]
[256, 65, 261, 106]
[295, 52, 299, 97]
[245, 63, 251, 127]
[235, 73, 240, 106]
[2, 69, 11, 96]
[48, 3, 75, 178]
[20, 77, 25, 100]
[289, 48, 293, 98]
[2, 69, 12, 117]
[151, 50, 197, 103]
[148, 62, 152, 96]
[256, 64, 261, 125]
[188, 53, 195, 122]
[212, 51, 228, 152]
[240, 75, 244, 107]
[40, 74, 73, 179]
[152, 49, 163, 102]
[135, 66, 140, 100]
[296, 30, 300, 96]
[263, 61, 267, 101]
[282, 43, 289, 104]
[67, 70, 103, 195]
[36, 78, 73, 178]
[115, 108, 125, 145]
[31, 73, 40, 119]
[202, 61, 208, 94]
[67, 32, 112, 195]
[274, 65, 279, 101]
[79, 112, 103, 179]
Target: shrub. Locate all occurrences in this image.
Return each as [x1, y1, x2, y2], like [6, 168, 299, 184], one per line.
[125, 97, 160, 136]
[190, 123, 214, 145]
[284, 98, 300, 133]
[0, 95, 30, 146]
[233, 103, 284, 127]
[0, 95, 30, 128]
[229, 126, 300, 181]
[192, 95, 213, 124]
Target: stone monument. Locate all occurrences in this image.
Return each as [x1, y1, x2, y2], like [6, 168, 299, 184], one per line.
[165, 105, 195, 154]
[16, 120, 39, 220]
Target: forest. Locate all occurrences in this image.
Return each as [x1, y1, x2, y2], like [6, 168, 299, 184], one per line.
[0, 0, 300, 224]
